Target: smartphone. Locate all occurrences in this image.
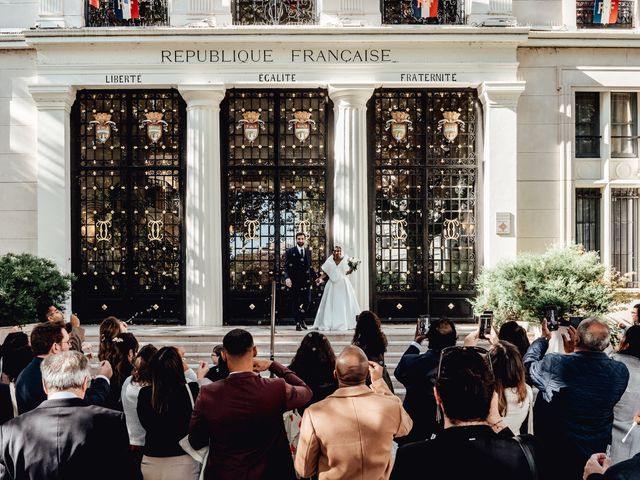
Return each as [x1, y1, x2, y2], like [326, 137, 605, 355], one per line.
[569, 316, 584, 329]
[417, 315, 429, 336]
[479, 312, 493, 339]
[544, 305, 560, 331]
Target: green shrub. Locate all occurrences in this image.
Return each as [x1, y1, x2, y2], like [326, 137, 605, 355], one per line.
[471, 244, 627, 324]
[0, 253, 74, 326]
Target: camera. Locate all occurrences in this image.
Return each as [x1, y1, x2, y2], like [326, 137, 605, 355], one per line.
[544, 305, 560, 331]
[478, 311, 493, 339]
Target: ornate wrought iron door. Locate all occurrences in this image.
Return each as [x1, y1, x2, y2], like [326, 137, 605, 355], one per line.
[370, 89, 478, 319]
[223, 90, 330, 323]
[71, 90, 185, 323]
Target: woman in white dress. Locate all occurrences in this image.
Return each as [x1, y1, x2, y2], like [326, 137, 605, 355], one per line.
[312, 246, 361, 331]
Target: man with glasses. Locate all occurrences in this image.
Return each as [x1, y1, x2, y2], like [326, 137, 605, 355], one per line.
[391, 346, 538, 480]
[15, 321, 112, 414]
[524, 318, 629, 480]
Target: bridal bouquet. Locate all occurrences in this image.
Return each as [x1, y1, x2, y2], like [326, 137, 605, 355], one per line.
[347, 257, 361, 271]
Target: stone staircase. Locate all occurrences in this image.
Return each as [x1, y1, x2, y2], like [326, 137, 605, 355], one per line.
[83, 323, 479, 399]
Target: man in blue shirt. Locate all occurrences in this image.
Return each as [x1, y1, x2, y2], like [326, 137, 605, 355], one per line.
[524, 318, 629, 480]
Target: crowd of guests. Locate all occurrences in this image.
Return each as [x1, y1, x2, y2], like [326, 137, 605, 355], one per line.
[0, 306, 638, 479]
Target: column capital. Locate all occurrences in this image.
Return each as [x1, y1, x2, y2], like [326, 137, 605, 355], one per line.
[29, 85, 76, 111]
[178, 85, 226, 108]
[478, 81, 526, 108]
[328, 84, 375, 107]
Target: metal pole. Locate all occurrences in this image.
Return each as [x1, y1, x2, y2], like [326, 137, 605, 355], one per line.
[270, 279, 276, 362]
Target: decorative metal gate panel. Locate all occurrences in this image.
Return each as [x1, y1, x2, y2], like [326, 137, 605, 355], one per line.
[223, 90, 330, 323]
[370, 89, 478, 319]
[71, 90, 186, 323]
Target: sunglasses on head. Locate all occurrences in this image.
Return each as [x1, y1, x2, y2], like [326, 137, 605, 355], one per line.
[436, 345, 494, 382]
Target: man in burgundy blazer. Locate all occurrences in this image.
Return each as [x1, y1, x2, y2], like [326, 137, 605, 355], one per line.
[188, 328, 312, 480]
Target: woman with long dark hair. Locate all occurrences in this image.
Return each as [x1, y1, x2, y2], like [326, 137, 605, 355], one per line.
[289, 331, 338, 414]
[351, 310, 394, 392]
[498, 321, 531, 358]
[611, 325, 640, 462]
[489, 341, 532, 434]
[103, 332, 138, 411]
[122, 344, 158, 473]
[98, 316, 127, 362]
[137, 347, 199, 480]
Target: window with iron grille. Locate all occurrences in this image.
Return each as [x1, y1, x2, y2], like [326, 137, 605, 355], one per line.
[381, 0, 464, 25]
[232, 0, 317, 25]
[577, 0, 634, 28]
[611, 93, 638, 158]
[575, 188, 601, 252]
[222, 90, 329, 321]
[575, 92, 601, 158]
[371, 89, 477, 318]
[85, 0, 168, 26]
[71, 90, 185, 322]
[612, 188, 640, 287]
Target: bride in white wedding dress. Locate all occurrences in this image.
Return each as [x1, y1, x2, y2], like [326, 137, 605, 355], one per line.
[311, 246, 361, 331]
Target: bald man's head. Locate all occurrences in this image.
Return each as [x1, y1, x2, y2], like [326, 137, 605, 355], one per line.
[335, 346, 369, 387]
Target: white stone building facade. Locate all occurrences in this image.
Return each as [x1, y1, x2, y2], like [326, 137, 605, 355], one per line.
[0, 0, 637, 325]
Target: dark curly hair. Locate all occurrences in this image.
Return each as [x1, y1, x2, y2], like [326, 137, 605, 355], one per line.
[352, 310, 387, 359]
[289, 332, 336, 386]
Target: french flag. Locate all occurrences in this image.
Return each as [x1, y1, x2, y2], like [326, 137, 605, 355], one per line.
[593, 0, 620, 24]
[412, 0, 438, 18]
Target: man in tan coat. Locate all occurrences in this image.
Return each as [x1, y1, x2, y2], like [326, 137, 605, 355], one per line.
[295, 345, 413, 480]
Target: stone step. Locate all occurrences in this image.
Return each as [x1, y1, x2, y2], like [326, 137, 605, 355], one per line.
[81, 323, 482, 402]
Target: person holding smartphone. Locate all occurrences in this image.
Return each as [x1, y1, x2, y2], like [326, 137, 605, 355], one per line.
[394, 318, 457, 445]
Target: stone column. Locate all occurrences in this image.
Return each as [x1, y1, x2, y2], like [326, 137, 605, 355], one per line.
[171, 0, 232, 26]
[178, 86, 226, 327]
[328, 85, 374, 311]
[29, 85, 76, 311]
[37, 0, 66, 27]
[479, 81, 526, 266]
[319, 0, 381, 26]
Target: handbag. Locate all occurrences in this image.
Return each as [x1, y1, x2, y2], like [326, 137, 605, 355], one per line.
[283, 409, 302, 457]
[513, 435, 538, 480]
[179, 384, 210, 480]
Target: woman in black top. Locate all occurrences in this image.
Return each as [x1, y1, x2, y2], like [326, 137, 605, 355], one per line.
[137, 346, 200, 480]
[352, 310, 394, 392]
[289, 332, 338, 415]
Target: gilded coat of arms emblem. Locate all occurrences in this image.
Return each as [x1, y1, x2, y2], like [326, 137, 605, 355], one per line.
[140, 112, 169, 143]
[385, 111, 413, 142]
[288, 111, 316, 143]
[89, 112, 118, 144]
[237, 111, 266, 145]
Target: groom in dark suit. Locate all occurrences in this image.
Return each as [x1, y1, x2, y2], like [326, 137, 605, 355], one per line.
[284, 232, 314, 331]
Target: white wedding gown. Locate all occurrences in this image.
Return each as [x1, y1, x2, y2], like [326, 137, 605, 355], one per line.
[312, 256, 361, 331]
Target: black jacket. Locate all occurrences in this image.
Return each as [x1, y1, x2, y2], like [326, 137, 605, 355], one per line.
[15, 357, 110, 414]
[393, 344, 441, 444]
[391, 425, 538, 480]
[283, 246, 313, 289]
[0, 397, 136, 480]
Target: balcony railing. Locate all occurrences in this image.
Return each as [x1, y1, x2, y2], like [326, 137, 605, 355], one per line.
[86, 0, 169, 26]
[577, 0, 633, 28]
[232, 0, 317, 25]
[382, 0, 465, 25]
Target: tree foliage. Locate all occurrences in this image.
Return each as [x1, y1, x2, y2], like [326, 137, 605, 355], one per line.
[0, 253, 74, 326]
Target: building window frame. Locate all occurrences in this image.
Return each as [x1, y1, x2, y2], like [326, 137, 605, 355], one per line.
[575, 188, 602, 253]
[611, 92, 639, 158]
